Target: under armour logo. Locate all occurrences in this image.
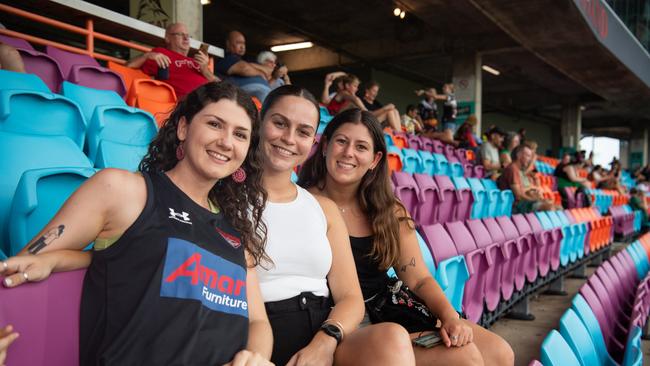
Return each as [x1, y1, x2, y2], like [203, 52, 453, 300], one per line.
[169, 208, 192, 225]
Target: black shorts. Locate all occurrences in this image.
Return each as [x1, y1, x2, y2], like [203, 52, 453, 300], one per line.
[265, 292, 332, 366]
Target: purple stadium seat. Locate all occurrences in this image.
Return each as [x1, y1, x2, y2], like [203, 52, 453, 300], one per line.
[0, 269, 85, 366]
[421, 136, 434, 152]
[456, 148, 468, 165]
[482, 218, 517, 302]
[391, 171, 420, 220]
[444, 221, 489, 323]
[407, 133, 423, 151]
[444, 144, 456, 161]
[579, 283, 624, 355]
[496, 216, 528, 291]
[473, 165, 485, 178]
[413, 173, 440, 226]
[46, 46, 126, 96]
[610, 254, 636, 292]
[524, 213, 557, 275]
[433, 175, 457, 224]
[0, 35, 64, 92]
[465, 219, 507, 312]
[596, 266, 633, 312]
[584, 279, 628, 355]
[450, 177, 473, 222]
[431, 139, 445, 154]
[511, 214, 539, 283]
[463, 164, 473, 178]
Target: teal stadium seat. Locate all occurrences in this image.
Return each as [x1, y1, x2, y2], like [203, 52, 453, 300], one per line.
[0, 69, 50, 93]
[417, 150, 435, 175]
[622, 326, 643, 366]
[402, 148, 423, 174]
[432, 153, 450, 176]
[540, 329, 581, 366]
[482, 178, 514, 217]
[94, 140, 149, 171]
[61, 81, 127, 122]
[388, 232, 436, 278]
[571, 294, 618, 366]
[0, 132, 92, 252]
[8, 167, 96, 256]
[467, 178, 488, 219]
[85, 105, 157, 164]
[0, 89, 86, 148]
[559, 308, 605, 366]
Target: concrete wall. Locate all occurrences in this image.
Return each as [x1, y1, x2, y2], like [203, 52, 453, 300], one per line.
[369, 69, 426, 112]
[482, 112, 554, 156]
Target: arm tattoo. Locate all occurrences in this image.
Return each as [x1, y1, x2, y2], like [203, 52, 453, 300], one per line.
[27, 225, 65, 254]
[399, 257, 416, 272]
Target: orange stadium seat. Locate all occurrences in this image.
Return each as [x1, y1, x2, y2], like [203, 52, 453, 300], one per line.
[107, 61, 150, 94]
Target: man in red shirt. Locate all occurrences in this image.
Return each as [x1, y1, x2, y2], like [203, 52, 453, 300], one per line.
[127, 22, 218, 97]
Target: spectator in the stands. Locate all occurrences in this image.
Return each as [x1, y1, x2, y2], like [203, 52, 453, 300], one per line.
[257, 51, 291, 90]
[360, 81, 401, 131]
[129, 22, 217, 97]
[415, 87, 456, 145]
[321, 71, 347, 105]
[454, 114, 479, 149]
[554, 152, 590, 190]
[500, 132, 520, 169]
[480, 126, 506, 180]
[327, 74, 366, 115]
[400, 104, 422, 134]
[0, 42, 25, 72]
[499, 144, 556, 213]
[215, 30, 272, 102]
[630, 188, 649, 230]
[438, 83, 458, 132]
[522, 140, 541, 187]
[0, 325, 18, 365]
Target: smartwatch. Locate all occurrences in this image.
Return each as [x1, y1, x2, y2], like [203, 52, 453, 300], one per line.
[319, 323, 343, 345]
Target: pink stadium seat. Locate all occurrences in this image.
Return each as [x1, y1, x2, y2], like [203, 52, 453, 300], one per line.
[0, 35, 64, 92]
[496, 216, 528, 292]
[413, 173, 440, 226]
[482, 217, 516, 302]
[511, 214, 539, 284]
[391, 171, 420, 221]
[433, 175, 457, 224]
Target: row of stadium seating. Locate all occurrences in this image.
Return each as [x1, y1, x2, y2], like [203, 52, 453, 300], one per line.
[532, 234, 650, 365]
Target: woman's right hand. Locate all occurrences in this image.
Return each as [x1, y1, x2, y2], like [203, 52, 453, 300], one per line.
[0, 253, 57, 288]
[0, 325, 19, 365]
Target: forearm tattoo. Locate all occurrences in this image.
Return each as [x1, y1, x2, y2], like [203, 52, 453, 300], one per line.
[400, 257, 416, 272]
[27, 225, 65, 254]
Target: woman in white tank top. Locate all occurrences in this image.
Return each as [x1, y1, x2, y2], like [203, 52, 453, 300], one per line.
[256, 85, 416, 366]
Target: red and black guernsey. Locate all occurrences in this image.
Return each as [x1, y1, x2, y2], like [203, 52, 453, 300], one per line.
[80, 171, 249, 366]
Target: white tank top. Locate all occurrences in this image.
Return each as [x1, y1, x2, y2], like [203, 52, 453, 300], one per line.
[257, 185, 332, 302]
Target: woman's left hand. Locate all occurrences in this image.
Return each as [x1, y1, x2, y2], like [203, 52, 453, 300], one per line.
[223, 350, 274, 366]
[286, 332, 337, 366]
[439, 314, 473, 348]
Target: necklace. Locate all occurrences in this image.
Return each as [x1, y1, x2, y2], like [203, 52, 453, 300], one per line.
[338, 206, 347, 213]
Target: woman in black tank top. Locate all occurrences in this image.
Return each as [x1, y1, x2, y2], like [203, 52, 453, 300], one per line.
[299, 109, 515, 366]
[0, 83, 273, 366]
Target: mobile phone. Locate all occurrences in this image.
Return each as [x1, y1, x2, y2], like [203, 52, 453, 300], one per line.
[412, 332, 443, 348]
[199, 43, 209, 54]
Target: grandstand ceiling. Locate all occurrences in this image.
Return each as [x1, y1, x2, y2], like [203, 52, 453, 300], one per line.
[3, 0, 649, 139]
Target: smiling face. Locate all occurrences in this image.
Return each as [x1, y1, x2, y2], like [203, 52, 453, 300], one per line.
[177, 99, 252, 181]
[323, 122, 383, 186]
[260, 95, 319, 173]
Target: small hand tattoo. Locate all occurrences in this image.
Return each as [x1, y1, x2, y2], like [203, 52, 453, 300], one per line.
[27, 225, 64, 254]
[400, 257, 416, 272]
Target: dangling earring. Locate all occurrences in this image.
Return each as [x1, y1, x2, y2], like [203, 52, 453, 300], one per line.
[231, 167, 246, 183]
[176, 141, 185, 160]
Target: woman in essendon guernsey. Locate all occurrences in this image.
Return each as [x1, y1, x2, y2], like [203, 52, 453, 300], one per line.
[0, 82, 274, 366]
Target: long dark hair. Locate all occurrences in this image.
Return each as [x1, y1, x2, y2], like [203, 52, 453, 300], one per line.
[140, 82, 268, 266]
[298, 109, 410, 270]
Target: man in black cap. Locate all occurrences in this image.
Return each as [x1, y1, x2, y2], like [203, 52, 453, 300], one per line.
[480, 126, 506, 179]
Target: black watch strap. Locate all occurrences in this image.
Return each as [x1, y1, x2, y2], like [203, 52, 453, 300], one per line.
[319, 323, 343, 344]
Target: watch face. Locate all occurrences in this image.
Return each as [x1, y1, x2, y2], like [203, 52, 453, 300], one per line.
[321, 323, 342, 343]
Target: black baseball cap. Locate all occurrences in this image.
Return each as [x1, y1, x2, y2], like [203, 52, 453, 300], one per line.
[487, 126, 506, 136]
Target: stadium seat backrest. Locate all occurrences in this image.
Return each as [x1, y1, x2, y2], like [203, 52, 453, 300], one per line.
[0, 89, 86, 148]
[0, 36, 64, 92]
[0, 34, 34, 49]
[431, 139, 444, 154]
[8, 167, 95, 256]
[93, 140, 149, 171]
[417, 150, 435, 175]
[451, 176, 473, 221]
[61, 81, 126, 122]
[467, 178, 487, 219]
[416, 231, 436, 275]
[107, 60, 151, 91]
[130, 78, 177, 104]
[559, 309, 601, 366]
[420, 224, 459, 263]
[45, 45, 100, 78]
[433, 175, 456, 224]
[571, 294, 616, 366]
[413, 173, 439, 226]
[0, 69, 50, 93]
[540, 330, 581, 366]
[135, 96, 175, 127]
[391, 171, 420, 219]
[0, 269, 85, 366]
[387, 146, 404, 172]
[402, 148, 423, 174]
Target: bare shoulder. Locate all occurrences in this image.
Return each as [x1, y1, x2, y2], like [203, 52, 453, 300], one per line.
[91, 168, 146, 197]
[309, 191, 339, 216]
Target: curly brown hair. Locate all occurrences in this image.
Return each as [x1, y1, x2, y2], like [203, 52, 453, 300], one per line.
[139, 82, 268, 267]
[298, 109, 411, 270]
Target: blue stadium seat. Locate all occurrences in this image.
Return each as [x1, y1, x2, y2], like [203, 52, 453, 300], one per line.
[417, 150, 435, 175]
[467, 178, 488, 219]
[622, 326, 643, 366]
[449, 161, 464, 177]
[480, 178, 500, 218]
[482, 178, 514, 217]
[93, 140, 149, 171]
[0, 131, 92, 252]
[402, 148, 423, 174]
[384, 133, 394, 147]
[8, 167, 96, 256]
[547, 210, 577, 263]
[555, 211, 584, 260]
[571, 294, 618, 366]
[432, 153, 450, 175]
[388, 232, 436, 278]
[540, 329, 581, 366]
[450, 176, 473, 221]
[536, 211, 570, 266]
[0, 69, 50, 93]
[559, 308, 604, 366]
[61, 81, 127, 122]
[86, 105, 157, 163]
[0, 89, 86, 148]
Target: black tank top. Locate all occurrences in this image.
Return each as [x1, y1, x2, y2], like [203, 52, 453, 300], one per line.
[80, 171, 249, 365]
[350, 236, 389, 300]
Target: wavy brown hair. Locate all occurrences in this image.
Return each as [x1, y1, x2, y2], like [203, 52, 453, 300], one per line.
[298, 109, 411, 270]
[139, 82, 268, 266]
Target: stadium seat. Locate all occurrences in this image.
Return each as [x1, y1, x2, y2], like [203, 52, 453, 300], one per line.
[450, 176, 473, 222]
[61, 81, 126, 122]
[559, 309, 603, 366]
[534, 211, 565, 269]
[0, 35, 64, 92]
[546, 211, 575, 265]
[511, 214, 539, 283]
[46, 46, 126, 96]
[579, 283, 625, 356]
[571, 294, 618, 366]
[94, 140, 149, 171]
[540, 330, 581, 366]
[85, 105, 157, 164]
[0, 69, 50, 93]
[392, 132, 408, 149]
[447, 156, 465, 177]
[472, 164, 485, 178]
[126, 78, 177, 126]
[107, 60, 151, 92]
[384, 132, 394, 147]
[391, 171, 420, 220]
[420, 224, 469, 312]
[467, 178, 488, 219]
[0, 131, 91, 260]
[524, 213, 557, 275]
[622, 326, 643, 366]
[417, 150, 435, 175]
[431, 139, 445, 154]
[413, 173, 440, 226]
[402, 148, 423, 174]
[432, 153, 450, 175]
[406, 134, 423, 151]
[386, 146, 403, 173]
[421, 136, 434, 152]
[0, 89, 86, 148]
[482, 217, 516, 302]
[8, 167, 96, 255]
[482, 178, 514, 217]
[433, 175, 457, 224]
[0, 269, 85, 366]
[496, 216, 530, 291]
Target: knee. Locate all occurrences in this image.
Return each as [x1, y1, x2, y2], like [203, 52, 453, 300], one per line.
[367, 323, 414, 365]
[483, 334, 514, 366]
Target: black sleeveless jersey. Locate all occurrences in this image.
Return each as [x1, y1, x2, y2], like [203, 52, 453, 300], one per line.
[80, 171, 249, 365]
